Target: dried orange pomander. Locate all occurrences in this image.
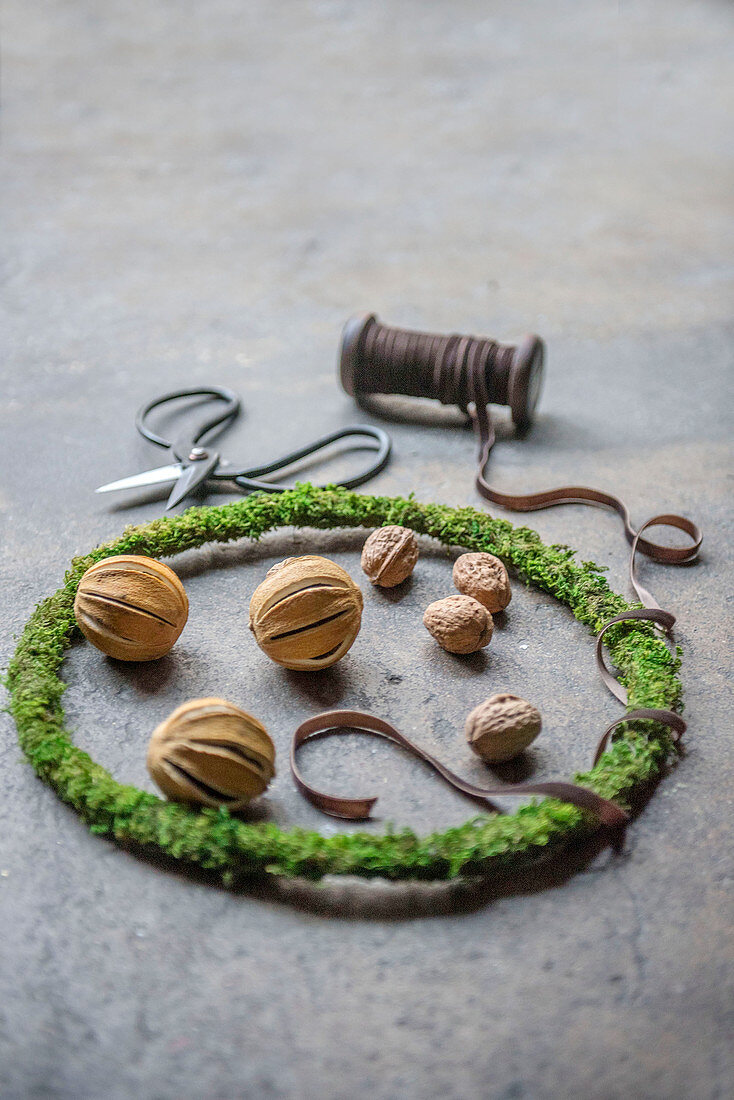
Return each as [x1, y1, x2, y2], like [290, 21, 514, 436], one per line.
[74, 555, 188, 661]
[249, 555, 363, 671]
[147, 698, 276, 810]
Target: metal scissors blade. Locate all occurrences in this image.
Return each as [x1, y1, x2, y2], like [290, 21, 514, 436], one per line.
[96, 454, 222, 508]
[95, 386, 241, 506]
[95, 464, 185, 494]
[164, 450, 222, 509]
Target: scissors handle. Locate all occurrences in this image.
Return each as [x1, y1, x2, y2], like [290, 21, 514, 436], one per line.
[133, 385, 391, 500]
[230, 424, 392, 493]
[135, 387, 240, 453]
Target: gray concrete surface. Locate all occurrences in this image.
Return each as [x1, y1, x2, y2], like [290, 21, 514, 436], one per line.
[1, 2, 733, 1097]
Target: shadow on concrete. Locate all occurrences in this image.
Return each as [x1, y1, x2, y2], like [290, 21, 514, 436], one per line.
[354, 396, 603, 451]
[170, 528, 468, 581]
[98, 774, 673, 921]
[110, 820, 631, 921]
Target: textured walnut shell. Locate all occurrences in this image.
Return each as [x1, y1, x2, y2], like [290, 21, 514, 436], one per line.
[249, 555, 363, 670]
[74, 555, 188, 661]
[361, 526, 419, 587]
[465, 693, 542, 762]
[453, 552, 512, 613]
[423, 594, 493, 654]
[147, 698, 276, 810]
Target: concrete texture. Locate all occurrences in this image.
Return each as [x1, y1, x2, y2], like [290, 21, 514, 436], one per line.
[1, 2, 733, 1097]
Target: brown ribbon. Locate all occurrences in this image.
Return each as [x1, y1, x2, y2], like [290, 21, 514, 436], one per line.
[595, 610, 677, 704]
[592, 708, 686, 769]
[470, 369, 702, 587]
[468, 362, 694, 759]
[292, 709, 628, 827]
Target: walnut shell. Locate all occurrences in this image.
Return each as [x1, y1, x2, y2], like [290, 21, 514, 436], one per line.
[249, 555, 363, 670]
[453, 552, 512, 613]
[361, 526, 419, 587]
[73, 555, 188, 661]
[465, 693, 542, 762]
[423, 594, 493, 654]
[147, 698, 276, 810]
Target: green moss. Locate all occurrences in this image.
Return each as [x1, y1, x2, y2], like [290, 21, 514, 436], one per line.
[5, 484, 683, 881]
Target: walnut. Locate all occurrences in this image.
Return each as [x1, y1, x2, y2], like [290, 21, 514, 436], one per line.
[73, 555, 188, 661]
[423, 594, 493, 654]
[147, 698, 276, 810]
[361, 525, 419, 587]
[249, 555, 363, 670]
[452, 552, 512, 613]
[465, 694, 542, 762]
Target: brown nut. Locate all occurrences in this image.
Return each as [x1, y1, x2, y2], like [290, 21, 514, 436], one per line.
[423, 594, 493, 654]
[465, 693, 542, 762]
[249, 555, 363, 670]
[452, 552, 512, 613]
[361, 525, 419, 587]
[147, 698, 276, 810]
[73, 555, 188, 661]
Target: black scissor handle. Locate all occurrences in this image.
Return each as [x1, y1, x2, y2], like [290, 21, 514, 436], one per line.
[135, 387, 241, 450]
[134, 385, 391, 497]
[230, 424, 392, 493]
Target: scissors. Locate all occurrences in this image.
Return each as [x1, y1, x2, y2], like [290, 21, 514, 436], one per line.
[95, 386, 392, 509]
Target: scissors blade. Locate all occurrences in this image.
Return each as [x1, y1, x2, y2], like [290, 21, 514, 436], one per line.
[165, 451, 222, 509]
[95, 464, 185, 494]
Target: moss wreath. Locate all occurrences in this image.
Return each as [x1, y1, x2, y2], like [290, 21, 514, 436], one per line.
[6, 484, 682, 883]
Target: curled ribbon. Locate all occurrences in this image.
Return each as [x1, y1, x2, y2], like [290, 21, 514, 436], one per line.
[292, 709, 628, 827]
[470, 367, 696, 767]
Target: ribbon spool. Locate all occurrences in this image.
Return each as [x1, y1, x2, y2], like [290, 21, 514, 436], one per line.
[339, 313, 546, 430]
